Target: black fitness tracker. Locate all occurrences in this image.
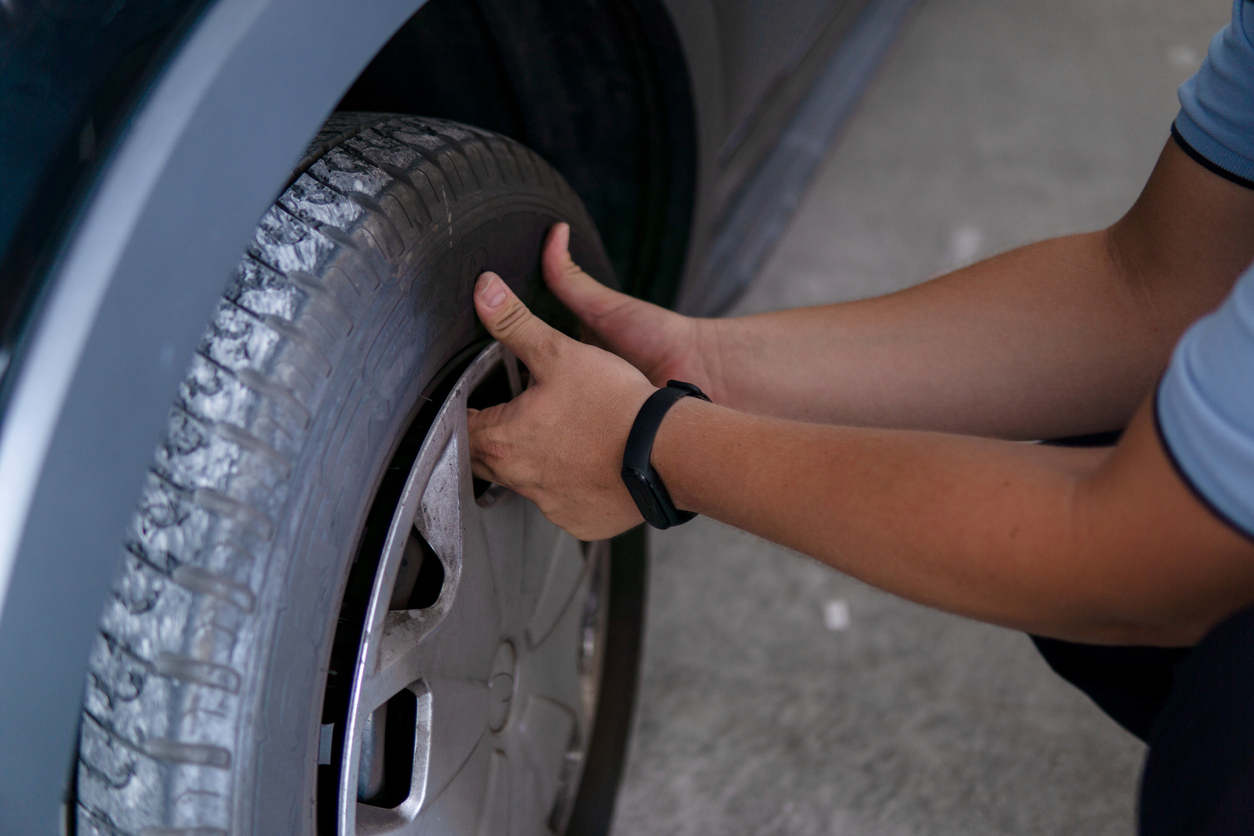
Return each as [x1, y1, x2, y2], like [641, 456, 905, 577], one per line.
[621, 380, 711, 529]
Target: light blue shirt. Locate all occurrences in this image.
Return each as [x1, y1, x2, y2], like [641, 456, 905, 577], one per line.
[1157, 0, 1254, 537]
[1158, 270, 1254, 537]
[1175, 0, 1254, 185]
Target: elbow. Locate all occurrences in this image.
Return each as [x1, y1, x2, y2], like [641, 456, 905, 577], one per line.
[1070, 596, 1252, 647]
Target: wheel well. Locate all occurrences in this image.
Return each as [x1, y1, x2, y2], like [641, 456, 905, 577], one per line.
[336, 0, 696, 306]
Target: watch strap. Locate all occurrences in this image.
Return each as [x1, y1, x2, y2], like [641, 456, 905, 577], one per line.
[621, 380, 710, 529]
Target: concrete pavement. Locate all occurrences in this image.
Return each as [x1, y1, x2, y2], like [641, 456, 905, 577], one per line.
[610, 1, 1230, 834]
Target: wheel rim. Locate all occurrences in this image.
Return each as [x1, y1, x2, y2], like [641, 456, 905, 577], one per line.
[330, 342, 609, 835]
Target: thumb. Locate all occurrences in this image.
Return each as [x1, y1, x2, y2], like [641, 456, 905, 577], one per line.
[474, 271, 564, 374]
[542, 222, 624, 325]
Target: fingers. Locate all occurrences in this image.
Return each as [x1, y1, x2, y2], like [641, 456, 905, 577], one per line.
[542, 223, 626, 324]
[466, 406, 500, 483]
[474, 272, 567, 375]
[467, 397, 541, 495]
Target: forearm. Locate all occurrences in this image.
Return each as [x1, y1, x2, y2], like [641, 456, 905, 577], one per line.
[708, 231, 1161, 438]
[652, 395, 1254, 645]
[705, 140, 1253, 439]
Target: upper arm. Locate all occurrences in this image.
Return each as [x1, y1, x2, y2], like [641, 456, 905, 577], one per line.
[1105, 139, 1254, 337]
[1080, 260, 1254, 645]
[1076, 394, 1254, 646]
[1070, 3, 1254, 645]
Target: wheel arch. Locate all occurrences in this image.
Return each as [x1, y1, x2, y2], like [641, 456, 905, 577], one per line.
[336, 0, 698, 307]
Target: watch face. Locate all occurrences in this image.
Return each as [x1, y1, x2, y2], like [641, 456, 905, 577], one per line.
[621, 468, 665, 527]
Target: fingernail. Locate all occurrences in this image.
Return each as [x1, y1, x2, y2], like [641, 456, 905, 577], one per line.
[557, 223, 570, 251]
[478, 273, 507, 309]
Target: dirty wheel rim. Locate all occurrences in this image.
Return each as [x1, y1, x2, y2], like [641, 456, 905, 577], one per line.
[331, 342, 609, 835]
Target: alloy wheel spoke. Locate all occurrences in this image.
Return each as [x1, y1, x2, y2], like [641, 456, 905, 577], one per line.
[479, 489, 528, 632]
[524, 526, 588, 650]
[476, 748, 514, 836]
[515, 587, 588, 718]
[513, 540, 605, 747]
[409, 734, 495, 834]
[417, 677, 491, 810]
[507, 693, 579, 828]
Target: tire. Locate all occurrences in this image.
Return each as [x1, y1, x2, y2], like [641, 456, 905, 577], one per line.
[74, 114, 645, 836]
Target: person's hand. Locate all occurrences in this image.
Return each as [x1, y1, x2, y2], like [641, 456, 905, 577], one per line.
[468, 271, 657, 540]
[542, 223, 722, 399]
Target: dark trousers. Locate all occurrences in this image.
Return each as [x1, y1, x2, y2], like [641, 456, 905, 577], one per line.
[1029, 635, 1191, 742]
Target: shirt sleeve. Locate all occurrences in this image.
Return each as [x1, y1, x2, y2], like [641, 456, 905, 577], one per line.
[1157, 264, 1254, 539]
[1175, 0, 1254, 185]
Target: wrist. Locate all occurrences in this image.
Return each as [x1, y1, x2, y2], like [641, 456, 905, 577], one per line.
[620, 382, 709, 528]
[691, 316, 732, 406]
[648, 395, 707, 514]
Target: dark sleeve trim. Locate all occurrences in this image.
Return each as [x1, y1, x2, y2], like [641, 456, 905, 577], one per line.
[1171, 123, 1254, 192]
[1152, 377, 1254, 544]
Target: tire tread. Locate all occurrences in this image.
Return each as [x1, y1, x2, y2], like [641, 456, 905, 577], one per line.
[77, 114, 599, 835]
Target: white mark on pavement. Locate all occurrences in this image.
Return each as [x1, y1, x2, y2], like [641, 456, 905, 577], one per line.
[823, 599, 851, 631]
[945, 225, 983, 268]
[1166, 44, 1200, 71]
